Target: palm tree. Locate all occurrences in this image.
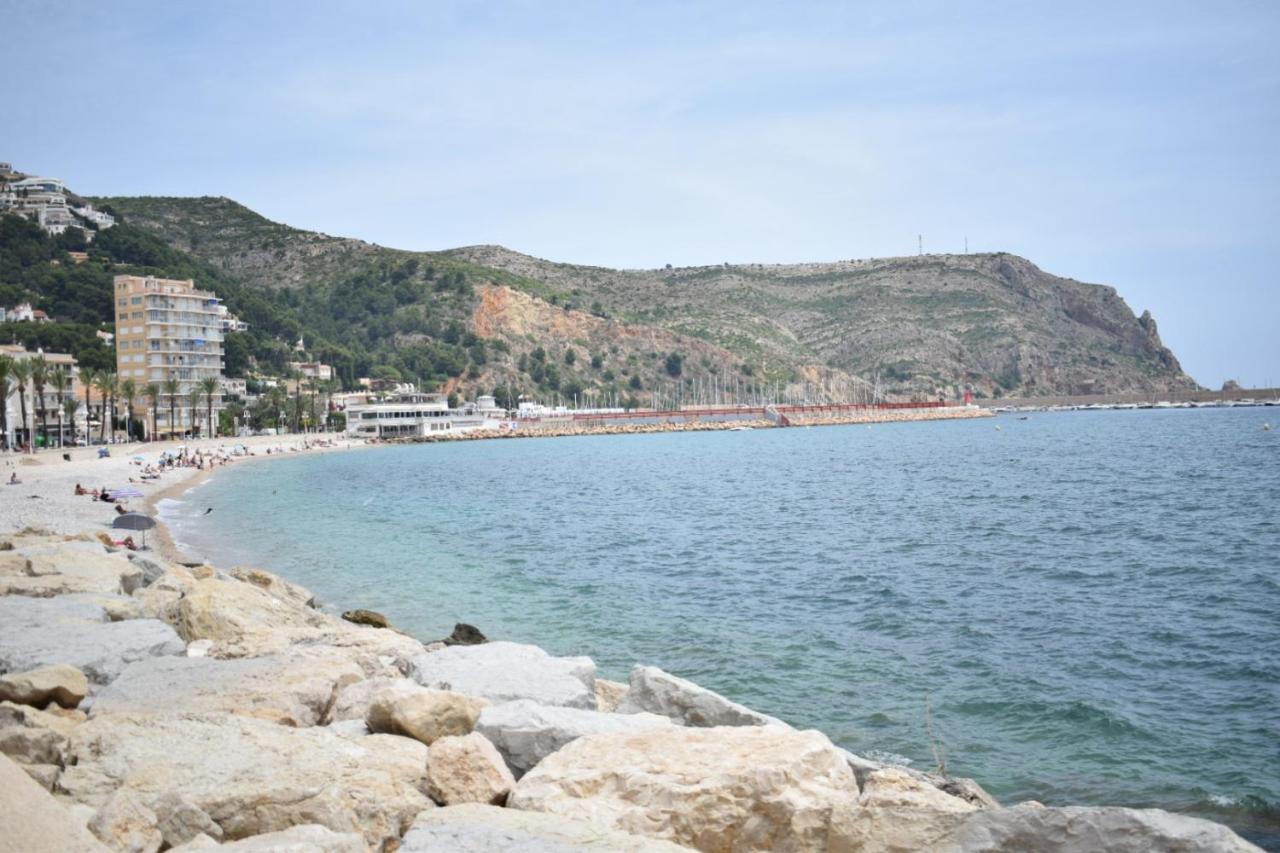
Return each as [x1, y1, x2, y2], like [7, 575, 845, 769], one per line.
[120, 378, 138, 443]
[62, 398, 80, 446]
[10, 360, 31, 451]
[199, 376, 220, 438]
[30, 358, 48, 449]
[145, 382, 161, 442]
[162, 377, 180, 440]
[187, 388, 203, 437]
[79, 367, 98, 442]
[95, 371, 115, 444]
[0, 355, 12, 449]
[51, 367, 69, 447]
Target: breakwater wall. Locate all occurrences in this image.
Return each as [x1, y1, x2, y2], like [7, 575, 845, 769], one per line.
[975, 388, 1280, 409]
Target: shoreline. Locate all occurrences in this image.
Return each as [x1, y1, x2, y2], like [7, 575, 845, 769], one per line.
[0, 421, 1268, 850]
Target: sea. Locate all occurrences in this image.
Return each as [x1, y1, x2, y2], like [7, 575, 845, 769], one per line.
[163, 407, 1280, 847]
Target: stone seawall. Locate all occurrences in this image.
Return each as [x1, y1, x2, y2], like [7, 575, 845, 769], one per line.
[0, 529, 1262, 851]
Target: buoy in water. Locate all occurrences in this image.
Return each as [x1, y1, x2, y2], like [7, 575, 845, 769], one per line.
[1265, 423, 1273, 431]
[995, 425, 1003, 431]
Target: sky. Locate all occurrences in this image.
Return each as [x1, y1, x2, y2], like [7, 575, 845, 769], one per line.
[3, 1, 1277, 388]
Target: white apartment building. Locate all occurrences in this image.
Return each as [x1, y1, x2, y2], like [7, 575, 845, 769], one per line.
[113, 275, 225, 437]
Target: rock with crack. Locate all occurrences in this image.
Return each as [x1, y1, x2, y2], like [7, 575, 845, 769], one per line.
[508, 725, 859, 851]
[425, 732, 516, 806]
[0, 663, 89, 709]
[0, 753, 108, 851]
[476, 699, 674, 777]
[365, 688, 487, 745]
[59, 711, 433, 850]
[400, 803, 690, 852]
[410, 641, 597, 710]
[89, 651, 363, 727]
[0, 595, 184, 685]
[617, 664, 788, 727]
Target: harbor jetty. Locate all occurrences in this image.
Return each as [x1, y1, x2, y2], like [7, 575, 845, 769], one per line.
[0, 437, 1263, 851]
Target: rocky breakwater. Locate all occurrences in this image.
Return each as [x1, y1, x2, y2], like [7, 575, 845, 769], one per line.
[0, 529, 1263, 852]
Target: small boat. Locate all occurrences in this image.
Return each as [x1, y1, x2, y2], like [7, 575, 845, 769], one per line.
[729, 425, 752, 431]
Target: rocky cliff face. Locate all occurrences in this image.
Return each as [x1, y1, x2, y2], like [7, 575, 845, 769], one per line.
[97, 196, 1197, 398]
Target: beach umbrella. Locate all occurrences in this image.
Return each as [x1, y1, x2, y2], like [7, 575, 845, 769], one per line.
[112, 512, 156, 549]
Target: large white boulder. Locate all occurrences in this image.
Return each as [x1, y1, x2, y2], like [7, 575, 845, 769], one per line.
[509, 725, 860, 851]
[400, 804, 691, 852]
[89, 651, 363, 727]
[326, 676, 424, 723]
[944, 804, 1264, 853]
[59, 712, 432, 850]
[425, 732, 516, 806]
[0, 596, 184, 685]
[410, 641, 598, 710]
[617, 664, 787, 727]
[171, 824, 363, 851]
[476, 699, 674, 777]
[0, 753, 107, 852]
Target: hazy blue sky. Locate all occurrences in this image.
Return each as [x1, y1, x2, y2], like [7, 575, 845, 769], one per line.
[4, 1, 1277, 387]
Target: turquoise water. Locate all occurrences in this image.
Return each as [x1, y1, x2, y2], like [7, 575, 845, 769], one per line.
[166, 409, 1280, 846]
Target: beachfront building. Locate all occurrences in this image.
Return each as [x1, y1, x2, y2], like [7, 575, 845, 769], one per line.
[113, 275, 225, 438]
[343, 389, 506, 438]
[1, 345, 85, 450]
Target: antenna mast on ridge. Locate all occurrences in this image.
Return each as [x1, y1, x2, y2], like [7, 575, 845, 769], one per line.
[918, 234, 922, 256]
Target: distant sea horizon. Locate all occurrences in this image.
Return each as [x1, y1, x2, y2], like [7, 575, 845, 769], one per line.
[164, 408, 1280, 848]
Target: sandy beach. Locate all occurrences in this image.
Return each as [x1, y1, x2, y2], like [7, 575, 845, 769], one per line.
[0, 433, 364, 555]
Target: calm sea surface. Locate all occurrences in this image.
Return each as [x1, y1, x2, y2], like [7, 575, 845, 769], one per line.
[166, 408, 1280, 846]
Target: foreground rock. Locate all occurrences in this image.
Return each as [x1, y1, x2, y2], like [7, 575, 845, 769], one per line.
[326, 676, 424, 723]
[617, 664, 787, 727]
[0, 536, 144, 597]
[172, 824, 362, 851]
[831, 767, 979, 851]
[0, 663, 89, 709]
[88, 789, 164, 853]
[60, 712, 432, 849]
[0, 700, 85, 765]
[476, 699, 674, 777]
[89, 651, 363, 727]
[400, 804, 690, 852]
[0, 595, 184, 685]
[425, 732, 516, 806]
[410, 641, 597, 709]
[944, 804, 1264, 852]
[0, 753, 107, 852]
[509, 725, 859, 851]
[366, 688, 487, 745]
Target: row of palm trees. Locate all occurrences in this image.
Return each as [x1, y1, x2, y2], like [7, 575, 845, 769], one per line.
[1, 354, 223, 449]
[0, 353, 81, 450]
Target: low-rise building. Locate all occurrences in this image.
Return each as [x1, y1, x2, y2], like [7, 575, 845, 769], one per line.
[289, 361, 333, 382]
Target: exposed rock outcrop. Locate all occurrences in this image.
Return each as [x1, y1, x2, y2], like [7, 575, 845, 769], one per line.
[0, 753, 107, 852]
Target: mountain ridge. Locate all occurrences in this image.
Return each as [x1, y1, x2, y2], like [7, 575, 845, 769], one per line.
[91, 195, 1197, 399]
